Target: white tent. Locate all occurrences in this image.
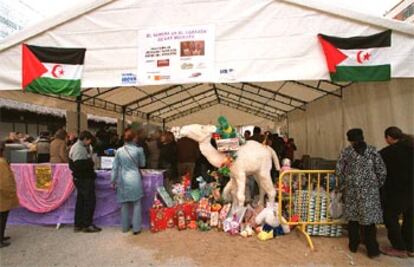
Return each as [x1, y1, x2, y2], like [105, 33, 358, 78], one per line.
[0, 0, 413, 158]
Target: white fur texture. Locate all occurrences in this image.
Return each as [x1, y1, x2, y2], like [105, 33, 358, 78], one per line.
[180, 124, 280, 209]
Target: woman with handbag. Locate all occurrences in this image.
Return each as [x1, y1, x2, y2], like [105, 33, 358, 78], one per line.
[111, 128, 146, 234]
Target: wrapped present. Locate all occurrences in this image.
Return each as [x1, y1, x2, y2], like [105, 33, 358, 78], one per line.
[190, 189, 201, 202]
[219, 203, 232, 222]
[150, 207, 176, 233]
[157, 186, 175, 208]
[223, 214, 241, 235]
[172, 183, 186, 204]
[182, 202, 197, 221]
[210, 211, 219, 227]
[197, 198, 211, 220]
[176, 210, 186, 230]
[152, 195, 164, 209]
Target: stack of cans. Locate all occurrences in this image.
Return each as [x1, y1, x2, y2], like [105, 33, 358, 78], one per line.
[295, 190, 343, 237]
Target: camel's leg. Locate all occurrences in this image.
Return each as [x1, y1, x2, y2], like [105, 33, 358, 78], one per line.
[259, 171, 276, 208]
[257, 178, 265, 207]
[234, 172, 247, 210]
[222, 179, 233, 202]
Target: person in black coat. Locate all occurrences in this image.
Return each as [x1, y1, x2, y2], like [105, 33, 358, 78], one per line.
[159, 131, 178, 189]
[69, 131, 101, 233]
[380, 126, 414, 257]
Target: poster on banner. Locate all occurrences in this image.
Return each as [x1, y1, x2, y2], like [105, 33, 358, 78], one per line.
[138, 25, 215, 84]
[35, 165, 52, 190]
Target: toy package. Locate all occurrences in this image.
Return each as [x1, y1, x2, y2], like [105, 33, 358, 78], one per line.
[149, 207, 176, 233]
[219, 203, 232, 222]
[176, 210, 186, 230]
[196, 197, 211, 220]
[210, 211, 219, 227]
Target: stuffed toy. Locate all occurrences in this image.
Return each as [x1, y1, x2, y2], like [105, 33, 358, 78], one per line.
[255, 205, 279, 228]
[255, 203, 290, 240]
[216, 116, 237, 139]
[240, 224, 254, 238]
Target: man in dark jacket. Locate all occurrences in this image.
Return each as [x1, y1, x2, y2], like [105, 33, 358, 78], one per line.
[250, 126, 264, 143]
[380, 126, 414, 257]
[176, 137, 200, 178]
[69, 131, 101, 233]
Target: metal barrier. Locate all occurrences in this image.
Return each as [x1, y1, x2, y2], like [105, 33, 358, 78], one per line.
[277, 170, 344, 250]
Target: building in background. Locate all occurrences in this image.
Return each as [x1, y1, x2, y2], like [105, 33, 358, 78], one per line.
[0, 0, 43, 41]
[384, 0, 414, 23]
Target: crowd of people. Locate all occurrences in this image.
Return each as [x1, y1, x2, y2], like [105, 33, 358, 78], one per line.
[336, 127, 413, 259]
[0, 124, 412, 261]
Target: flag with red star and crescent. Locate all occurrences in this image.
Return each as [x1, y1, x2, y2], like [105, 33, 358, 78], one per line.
[22, 44, 86, 96]
[318, 30, 391, 82]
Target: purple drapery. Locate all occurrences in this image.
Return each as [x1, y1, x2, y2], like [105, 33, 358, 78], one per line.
[8, 166, 164, 228]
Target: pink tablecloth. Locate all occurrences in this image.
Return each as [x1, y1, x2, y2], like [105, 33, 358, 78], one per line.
[9, 164, 164, 228]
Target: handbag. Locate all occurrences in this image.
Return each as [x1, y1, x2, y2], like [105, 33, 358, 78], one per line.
[329, 189, 343, 219]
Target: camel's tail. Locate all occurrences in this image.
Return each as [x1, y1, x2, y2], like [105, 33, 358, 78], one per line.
[268, 146, 281, 171]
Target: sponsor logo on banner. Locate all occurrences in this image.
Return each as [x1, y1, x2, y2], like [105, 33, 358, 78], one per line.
[157, 59, 170, 67]
[154, 75, 171, 81]
[220, 68, 234, 74]
[181, 63, 194, 70]
[189, 72, 202, 78]
[121, 73, 137, 85]
[219, 68, 236, 81]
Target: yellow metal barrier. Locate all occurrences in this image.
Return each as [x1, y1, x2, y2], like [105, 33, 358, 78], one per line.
[277, 170, 345, 251]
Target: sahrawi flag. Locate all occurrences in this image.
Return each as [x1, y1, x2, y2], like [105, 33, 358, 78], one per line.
[22, 44, 86, 96]
[318, 30, 391, 82]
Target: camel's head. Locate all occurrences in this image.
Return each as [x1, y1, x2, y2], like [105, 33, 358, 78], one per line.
[180, 124, 217, 143]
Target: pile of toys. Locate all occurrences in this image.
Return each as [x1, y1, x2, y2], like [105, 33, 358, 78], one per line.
[149, 171, 291, 240]
[149, 116, 292, 240]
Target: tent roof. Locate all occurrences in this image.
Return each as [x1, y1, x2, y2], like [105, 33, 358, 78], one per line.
[1, 0, 413, 51]
[0, 0, 413, 125]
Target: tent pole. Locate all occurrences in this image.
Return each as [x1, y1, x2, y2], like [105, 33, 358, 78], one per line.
[162, 119, 166, 131]
[121, 106, 126, 133]
[76, 94, 82, 135]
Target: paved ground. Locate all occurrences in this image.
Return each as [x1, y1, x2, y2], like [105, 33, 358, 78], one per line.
[0, 225, 413, 267]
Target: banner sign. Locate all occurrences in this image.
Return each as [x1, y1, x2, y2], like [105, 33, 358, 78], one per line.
[138, 25, 215, 84]
[35, 165, 52, 190]
[121, 73, 137, 85]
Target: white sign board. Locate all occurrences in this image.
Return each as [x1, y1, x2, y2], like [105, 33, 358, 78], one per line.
[100, 156, 114, 169]
[138, 25, 215, 84]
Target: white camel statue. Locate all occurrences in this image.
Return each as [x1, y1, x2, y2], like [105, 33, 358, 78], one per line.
[180, 124, 280, 209]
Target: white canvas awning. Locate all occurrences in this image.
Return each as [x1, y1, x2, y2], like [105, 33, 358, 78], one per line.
[0, 0, 413, 147]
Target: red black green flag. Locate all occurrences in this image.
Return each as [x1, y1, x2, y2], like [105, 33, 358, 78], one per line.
[22, 44, 86, 96]
[318, 30, 391, 82]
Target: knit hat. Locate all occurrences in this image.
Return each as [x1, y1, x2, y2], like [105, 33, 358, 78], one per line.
[347, 128, 364, 142]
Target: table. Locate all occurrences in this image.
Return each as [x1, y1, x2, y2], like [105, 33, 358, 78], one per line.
[8, 164, 164, 228]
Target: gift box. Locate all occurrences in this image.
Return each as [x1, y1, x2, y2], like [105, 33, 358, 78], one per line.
[210, 211, 219, 227]
[181, 202, 197, 221]
[197, 198, 211, 220]
[150, 207, 176, 233]
[216, 138, 240, 152]
[219, 203, 232, 222]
